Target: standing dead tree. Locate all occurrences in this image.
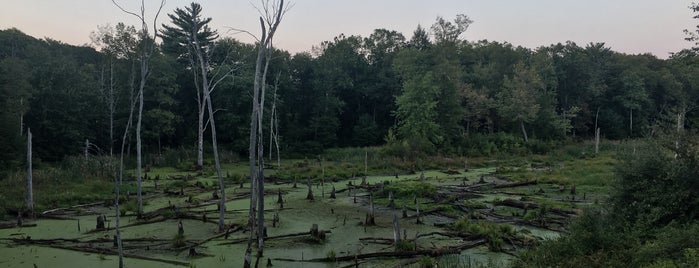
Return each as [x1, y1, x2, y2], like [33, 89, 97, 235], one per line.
[111, 1, 165, 266]
[111, 0, 165, 219]
[243, 1, 288, 266]
[268, 72, 282, 169]
[161, 3, 236, 233]
[26, 128, 33, 217]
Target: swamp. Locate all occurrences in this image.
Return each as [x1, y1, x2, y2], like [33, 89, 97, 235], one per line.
[2, 1, 699, 267]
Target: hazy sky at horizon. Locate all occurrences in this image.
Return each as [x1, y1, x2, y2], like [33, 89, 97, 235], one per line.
[0, 1, 695, 58]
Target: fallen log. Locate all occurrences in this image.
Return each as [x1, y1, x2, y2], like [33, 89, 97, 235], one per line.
[218, 230, 333, 245]
[496, 199, 580, 216]
[50, 244, 190, 266]
[275, 239, 486, 263]
[41, 201, 106, 215]
[358, 237, 393, 245]
[0, 223, 38, 229]
[493, 180, 538, 189]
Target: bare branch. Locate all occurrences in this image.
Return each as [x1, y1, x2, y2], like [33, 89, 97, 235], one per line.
[225, 27, 260, 42]
[111, 0, 143, 20]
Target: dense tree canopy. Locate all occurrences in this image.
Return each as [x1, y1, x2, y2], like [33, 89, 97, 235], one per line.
[1, 8, 699, 163]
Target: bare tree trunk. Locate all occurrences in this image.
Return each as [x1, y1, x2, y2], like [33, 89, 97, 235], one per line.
[629, 108, 633, 137]
[109, 61, 115, 157]
[245, 1, 286, 266]
[197, 109, 204, 170]
[595, 128, 600, 155]
[268, 73, 282, 169]
[136, 80, 144, 218]
[520, 120, 529, 143]
[26, 128, 33, 217]
[190, 14, 227, 233]
[393, 215, 401, 245]
[19, 98, 23, 136]
[594, 107, 600, 135]
[204, 85, 225, 232]
[111, 0, 166, 219]
[115, 60, 138, 268]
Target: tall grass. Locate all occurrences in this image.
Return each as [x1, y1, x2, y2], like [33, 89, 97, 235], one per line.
[0, 155, 115, 219]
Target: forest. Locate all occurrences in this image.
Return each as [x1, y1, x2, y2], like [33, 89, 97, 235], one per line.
[1, 1, 699, 267]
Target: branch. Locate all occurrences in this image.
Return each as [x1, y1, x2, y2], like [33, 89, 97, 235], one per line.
[225, 27, 260, 42]
[111, 0, 144, 20]
[203, 108, 228, 130]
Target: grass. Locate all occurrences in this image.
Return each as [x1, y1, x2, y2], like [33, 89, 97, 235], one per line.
[494, 143, 618, 190]
[0, 156, 115, 219]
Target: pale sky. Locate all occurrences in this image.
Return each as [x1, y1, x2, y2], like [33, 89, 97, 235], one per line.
[0, 1, 695, 58]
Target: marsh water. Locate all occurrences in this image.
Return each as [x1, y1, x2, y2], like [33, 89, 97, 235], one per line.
[0, 167, 567, 267]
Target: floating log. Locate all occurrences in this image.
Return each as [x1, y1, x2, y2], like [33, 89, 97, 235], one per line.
[275, 239, 486, 263]
[492, 180, 538, 189]
[496, 199, 581, 216]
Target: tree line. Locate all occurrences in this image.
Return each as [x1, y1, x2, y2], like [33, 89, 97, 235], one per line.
[2, 5, 699, 167]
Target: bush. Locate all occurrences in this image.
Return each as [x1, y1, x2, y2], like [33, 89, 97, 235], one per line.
[517, 135, 699, 267]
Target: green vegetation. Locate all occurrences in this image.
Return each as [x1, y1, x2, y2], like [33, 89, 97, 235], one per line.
[0, 156, 114, 218]
[516, 136, 699, 267]
[2, 2, 699, 267]
[453, 217, 529, 252]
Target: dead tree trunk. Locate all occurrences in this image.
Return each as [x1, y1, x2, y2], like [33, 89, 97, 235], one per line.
[197, 105, 204, 170]
[111, 0, 166, 219]
[245, 2, 287, 265]
[366, 193, 375, 225]
[306, 179, 314, 200]
[388, 191, 395, 208]
[595, 128, 600, 154]
[520, 120, 529, 143]
[108, 3, 166, 267]
[204, 80, 226, 232]
[629, 108, 633, 137]
[26, 128, 33, 216]
[393, 215, 401, 245]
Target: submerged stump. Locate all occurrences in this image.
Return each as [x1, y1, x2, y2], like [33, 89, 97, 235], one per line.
[306, 179, 314, 200]
[96, 215, 105, 230]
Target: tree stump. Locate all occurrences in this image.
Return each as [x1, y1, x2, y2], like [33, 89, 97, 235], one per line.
[393, 215, 401, 245]
[96, 215, 105, 230]
[310, 224, 325, 240]
[306, 179, 314, 200]
[272, 211, 280, 227]
[277, 190, 284, 208]
[388, 191, 395, 208]
[366, 193, 375, 225]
